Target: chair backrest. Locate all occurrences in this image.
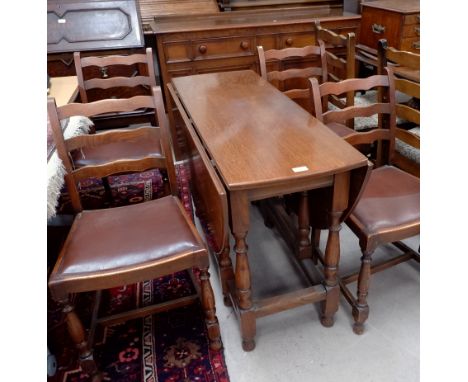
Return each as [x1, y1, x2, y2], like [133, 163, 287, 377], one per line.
[314, 21, 356, 85]
[74, 48, 157, 103]
[380, 43, 420, 176]
[377, 39, 420, 83]
[309, 72, 397, 167]
[47, 86, 178, 213]
[314, 20, 356, 128]
[257, 43, 327, 112]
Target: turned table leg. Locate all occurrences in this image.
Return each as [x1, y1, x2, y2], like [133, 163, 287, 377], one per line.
[218, 238, 235, 307]
[321, 172, 350, 327]
[230, 191, 256, 351]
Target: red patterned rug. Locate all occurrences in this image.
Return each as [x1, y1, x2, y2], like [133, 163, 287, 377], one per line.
[48, 164, 230, 382]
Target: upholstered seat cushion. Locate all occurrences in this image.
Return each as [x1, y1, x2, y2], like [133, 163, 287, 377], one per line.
[71, 127, 162, 168]
[348, 166, 420, 244]
[49, 196, 207, 297]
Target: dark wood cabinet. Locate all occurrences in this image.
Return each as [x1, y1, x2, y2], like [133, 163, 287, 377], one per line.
[359, 0, 420, 52]
[47, 0, 145, 77]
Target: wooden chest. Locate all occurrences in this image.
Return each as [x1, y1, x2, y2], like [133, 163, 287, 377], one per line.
[359, 0, 420, 53]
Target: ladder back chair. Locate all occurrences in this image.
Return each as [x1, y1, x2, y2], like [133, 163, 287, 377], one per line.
[257, 42, 328, 261]
[378, 39, 420, 177]
[309, 71, 420, 334]
[314, 21, 356, 112]
[47, 88, 222, 380]
[257, 42, 327, 113]
[74, 48, 158, 129]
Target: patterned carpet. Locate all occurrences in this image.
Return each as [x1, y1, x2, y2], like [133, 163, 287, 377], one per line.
[47, 164, 230, 382]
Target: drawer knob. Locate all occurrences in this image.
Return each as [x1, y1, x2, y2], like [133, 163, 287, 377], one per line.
[100, 67, 109, 78]
[285, 38, 293, 46]
[240, 41, 249, 50]
[415, 26, 420, 36]
[371, 24, 385, 34]
[412, 41, 420, 50]
[198, 45, 207, 54]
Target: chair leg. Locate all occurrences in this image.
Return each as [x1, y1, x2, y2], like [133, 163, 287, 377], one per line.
[352, 249, 373, 334]
[60, 299, 102, 381]
[297, 191, 312, 260]
[199, 268, 223, 351]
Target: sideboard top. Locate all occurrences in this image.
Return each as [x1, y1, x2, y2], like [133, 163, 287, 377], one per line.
[361, 0, 420, 14]
[150, 6, 360, 34]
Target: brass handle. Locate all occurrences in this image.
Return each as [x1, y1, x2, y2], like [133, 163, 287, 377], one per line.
[372, 23, 385, 34]
[285, 37, 293, 46]
[416, 14, 420, 23]
[198, 45, 207, 54]
[240, 41, 249, 50]
[415, 26, 420, 36]
[100, 67, 109, 78]
[412, 41, 420, 50]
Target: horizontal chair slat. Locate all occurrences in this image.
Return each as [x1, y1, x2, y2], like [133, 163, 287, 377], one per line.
[396, 104, 420, 125]
[80, 54, 149, 68]
[323, 103, 391, 124]
[320, 75, 389, 96]
[72, 157, 166, 182]
[284, 88, 310, 100]
[264, 45, 322, 60]
[395, 78, 420, 99]
[58, 96, 155, 119]
[345, 129, 391, 145]
[84, 76, 153, 90]
[268, 67, 323, 82]
[386, 48, 420, 70]
[65, 126, 159, 152]
[396, 128, 420, 149]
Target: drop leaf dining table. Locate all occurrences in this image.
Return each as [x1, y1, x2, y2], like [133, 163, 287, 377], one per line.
[168, 70, 369, 351]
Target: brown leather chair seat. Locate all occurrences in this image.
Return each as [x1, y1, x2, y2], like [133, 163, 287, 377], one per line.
[348, 165, 420, 242]
[49, 196, 208, 297]
[71, 127, 162, 168]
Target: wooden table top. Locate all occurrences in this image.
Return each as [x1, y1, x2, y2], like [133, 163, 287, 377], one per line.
[172, 70, 367, 191]
[48, 76, 78, 107]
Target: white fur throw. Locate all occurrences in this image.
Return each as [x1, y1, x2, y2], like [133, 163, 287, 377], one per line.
[47, 116, 94, 220]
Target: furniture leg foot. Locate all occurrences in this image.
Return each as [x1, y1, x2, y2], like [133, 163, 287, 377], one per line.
[352, 303, 369, 334]
[263, 216, 274, 229]
[223, 295, 233, 307]
[320, 315, 335, 328]
[353, 322, 365, 335]
[242, 338, 256, 351]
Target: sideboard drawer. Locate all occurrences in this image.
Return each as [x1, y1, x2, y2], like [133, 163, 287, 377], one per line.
[400, 37, 420, 53]
[279, 33, 315, 48]
[403, 14, 420, 25]
[402, 24, 420, 38]
[193, 36, 255, 60]
[164, 41, 191, 63]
